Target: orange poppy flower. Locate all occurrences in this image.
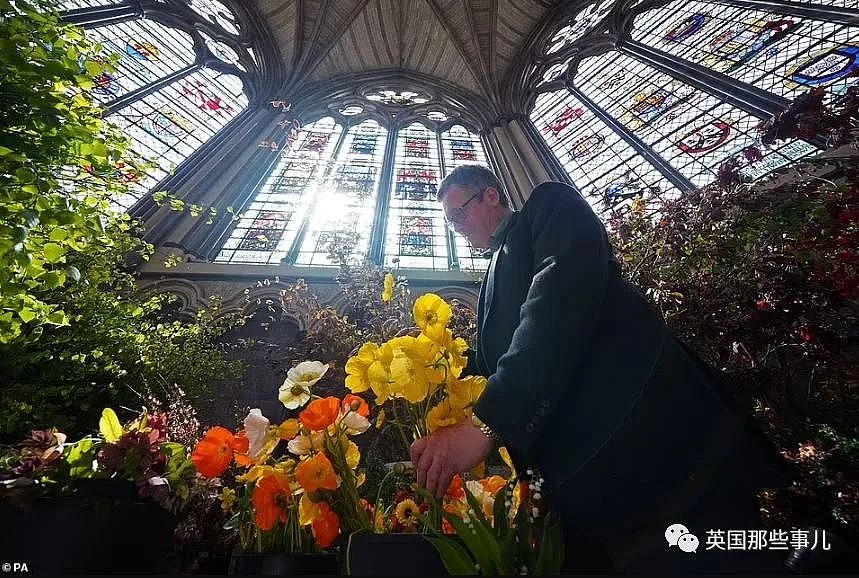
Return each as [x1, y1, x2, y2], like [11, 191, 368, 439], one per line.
[311, 501, 340, 549]
[479, 475, 507, 495]
[295, 452, 338, 493]
[191, 426, 236, 478]
[445, 474, 465, 501]
[252, 473, 293, 531]
[299, 397, 340, 431]
[342, 394, 370, 418]
[232, 430, 252, 467]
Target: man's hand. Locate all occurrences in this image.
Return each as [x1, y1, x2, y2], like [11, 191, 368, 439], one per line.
[410, 421, 495, 500]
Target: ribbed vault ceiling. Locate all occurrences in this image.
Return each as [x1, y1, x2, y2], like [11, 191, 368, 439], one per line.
[254, 0, 561, 108]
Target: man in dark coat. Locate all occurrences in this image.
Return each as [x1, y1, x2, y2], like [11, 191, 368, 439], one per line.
[410, 165, 794, 573]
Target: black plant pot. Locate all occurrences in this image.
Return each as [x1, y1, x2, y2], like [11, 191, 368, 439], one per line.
[0, 479, 176, 574]
[344, 531, 449, 575]
[228, 545, 340, 575]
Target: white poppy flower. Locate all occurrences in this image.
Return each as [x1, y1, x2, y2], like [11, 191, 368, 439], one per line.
[341, 411, 370, 434]
[287, 432, 324, 456]
[243, 409, 270, 458]
[279, 379, 311, 409]
[286, 361, 330, 387]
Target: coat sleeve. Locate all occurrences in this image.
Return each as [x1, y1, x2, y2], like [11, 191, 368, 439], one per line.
[473, 183, 611, 458]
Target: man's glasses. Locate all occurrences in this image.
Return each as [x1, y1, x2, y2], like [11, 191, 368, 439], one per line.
[444, 189, 484, 230]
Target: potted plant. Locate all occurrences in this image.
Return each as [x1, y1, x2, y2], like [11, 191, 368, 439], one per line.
[0, 407, 196, 573]
[190, 373, 375, 575]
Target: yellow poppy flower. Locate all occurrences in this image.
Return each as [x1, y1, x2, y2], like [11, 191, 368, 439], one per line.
[412, 293, 452, 343]
[440, 330, 469, 380]
[427, 399, 468, 432]
[446, 375, 487, 410]
[299, 492, 319, 526]
[345, 342, 379, 394]
[236, 464, 276, 484]
[278, 418, 300, 440]
[382, 272, 394, 303]
[389, 352, 432, 403]
[344, 438, 361, 470]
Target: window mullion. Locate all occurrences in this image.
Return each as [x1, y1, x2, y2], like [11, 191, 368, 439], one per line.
[283, 124, 350, 264]
[60, 1, 143, 28]
[367, 122, 399, 266]
[566, 83, 696, 192]
[104, 63, 201, 116]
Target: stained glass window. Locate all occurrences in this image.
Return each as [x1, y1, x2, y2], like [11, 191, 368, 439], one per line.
[201, 31, 247, 71]
[108, 68, 248, 209]
[531, 89, 680, 212]
[384, 123, 448, 269]
[575, 51, 817, 186]
[546, 0, 615, 54]
[60, 0, 121, 8]
[541, 58, 572, 85]
[57, 1, 252, 211]
[440, 125, 493, 271]
[366, 90, 430, 106]
[85, 19, 196, 104]
[294, 120, 387, 266]
[188, 0, 241, 35]
[632, 0, 859, 101]
[215, 118, 342, 264]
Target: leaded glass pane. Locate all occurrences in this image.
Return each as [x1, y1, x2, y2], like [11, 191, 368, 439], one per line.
[631, 0, 859, 101]
[201, 31, 247, 71]
[215, 118, 342, 264]
[59, 0, 121, 8]
[547, 0, 616, 54]
[84, 18, 196, 104]
[530, 90, 679, 213]
[440, 125, 492, 272]
[107, 68, 247, 209]
[294, 120, 387, 266]
[576, 51, 817, 186]
[188, 0, 241, 35]
[384, 123, 448, 270]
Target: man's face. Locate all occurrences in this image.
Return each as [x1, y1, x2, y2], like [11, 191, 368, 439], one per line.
[441, 184, 496, 249]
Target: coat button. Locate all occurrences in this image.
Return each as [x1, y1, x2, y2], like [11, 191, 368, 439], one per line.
[536, 407, 546, 416]
[540, 399, 551, 408]
[525, 423, 535, 433]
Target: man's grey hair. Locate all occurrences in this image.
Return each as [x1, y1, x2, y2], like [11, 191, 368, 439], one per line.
[436, 164, 509, 208]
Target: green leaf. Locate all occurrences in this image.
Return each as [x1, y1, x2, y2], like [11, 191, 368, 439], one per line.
[98, 407, 123, 442]
[43, 242, 66, 263]
[534, 518, 565, 575]
[493, 483, 509, 537]
[49, 228, 68, 242]
[0, 145, 14, 156]
[45, 310, 67, 325]
[18, 308, 36, 323]
[42, 270, 66, 288]
[424, 536, 478, 575]
[419, 489, 496, 574]
[66, 438, 98, 478]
